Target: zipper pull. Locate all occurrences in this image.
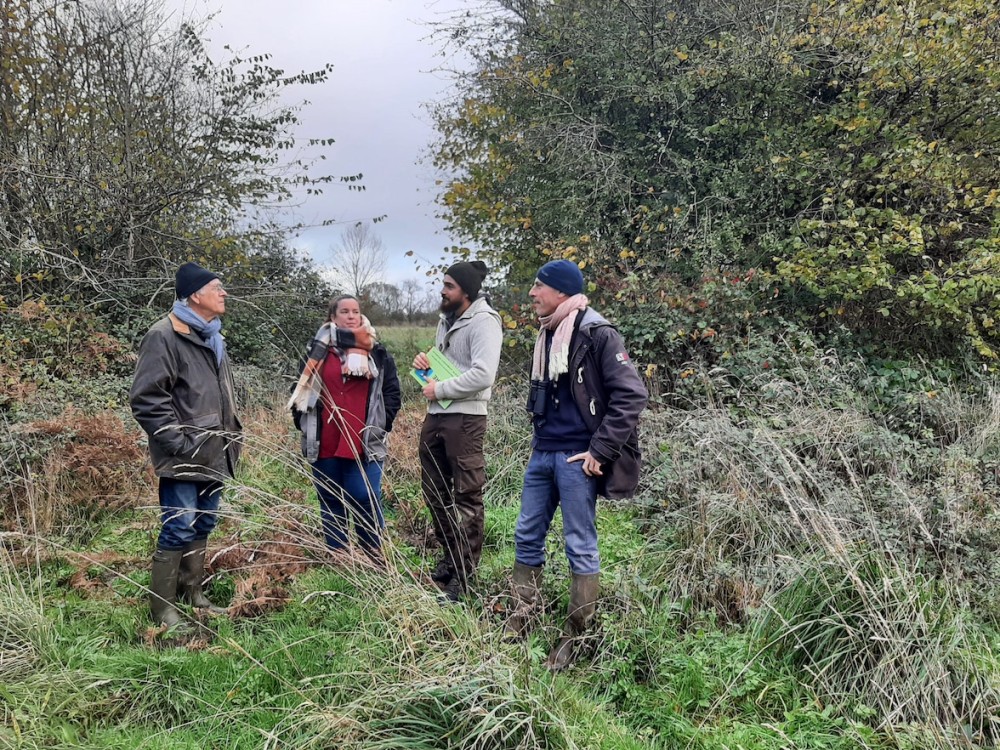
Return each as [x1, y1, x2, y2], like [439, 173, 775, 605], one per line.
[577, 367, 584, 384]
[589, 398, 596, 416]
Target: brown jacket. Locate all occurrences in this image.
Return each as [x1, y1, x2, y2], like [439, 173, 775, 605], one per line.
[130, 313, 242, 481]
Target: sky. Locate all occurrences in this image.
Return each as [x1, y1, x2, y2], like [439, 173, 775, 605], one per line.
[162, 0, 479, 286]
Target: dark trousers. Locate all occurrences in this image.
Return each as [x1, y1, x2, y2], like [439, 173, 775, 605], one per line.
[311, 457, 385, 555]
[419, 413, 487, 585]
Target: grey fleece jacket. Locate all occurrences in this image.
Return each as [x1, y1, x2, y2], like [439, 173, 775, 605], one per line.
[430, 296, 503, 415]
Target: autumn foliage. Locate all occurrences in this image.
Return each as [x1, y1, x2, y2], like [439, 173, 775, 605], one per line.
[432, 0, 1000, 369]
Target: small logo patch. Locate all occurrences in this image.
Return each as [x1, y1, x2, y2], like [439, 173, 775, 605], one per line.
[616, 352, 631, 364]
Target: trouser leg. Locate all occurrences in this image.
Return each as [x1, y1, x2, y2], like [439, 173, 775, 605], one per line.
[157, 478, 220, 551]
[514, 450, 560, 569]
[340, 459, 386, 560]
[420, 415, 459, 579]
[313, 459, 349, 550]
[424, 414, 487, 589]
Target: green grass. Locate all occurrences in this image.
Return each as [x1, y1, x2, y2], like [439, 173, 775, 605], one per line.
[5, 365, 1000, 749]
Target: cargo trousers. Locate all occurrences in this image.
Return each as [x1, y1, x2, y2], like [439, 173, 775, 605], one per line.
[419, 413, 487, 586]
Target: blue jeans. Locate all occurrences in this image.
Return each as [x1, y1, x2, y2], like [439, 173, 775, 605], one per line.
[514, 449, 600, 574]
[312, 458, 385, 554]
[157, 478, 222, 550]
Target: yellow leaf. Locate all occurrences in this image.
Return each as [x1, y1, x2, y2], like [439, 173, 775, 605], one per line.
[674, 49, 688, 61]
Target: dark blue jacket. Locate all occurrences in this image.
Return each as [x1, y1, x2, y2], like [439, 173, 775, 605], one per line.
[565, 308, 648, 498]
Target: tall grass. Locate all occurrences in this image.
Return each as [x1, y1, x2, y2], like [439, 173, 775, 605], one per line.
[635, 351, 1000, 747]
[6, 330, 1000, 748]
[270, 576, 575, 749]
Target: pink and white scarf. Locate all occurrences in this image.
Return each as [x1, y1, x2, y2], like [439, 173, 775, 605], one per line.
[531, 294, 588, 381]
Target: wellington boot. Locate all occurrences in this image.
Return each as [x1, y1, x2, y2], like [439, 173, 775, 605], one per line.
[150, 548, 185, 628]
[430, 556, 453, 585]
[503, 562, 543, 641]
[439, 576, 465, 605]
[178, 539, 226, 615]
[545, 572, 599, 672]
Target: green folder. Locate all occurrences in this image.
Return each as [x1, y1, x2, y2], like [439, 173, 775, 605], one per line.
[409, 347, 463, 409]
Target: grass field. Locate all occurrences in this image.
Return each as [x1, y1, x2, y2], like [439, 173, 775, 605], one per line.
[3, 329, 1000, 749]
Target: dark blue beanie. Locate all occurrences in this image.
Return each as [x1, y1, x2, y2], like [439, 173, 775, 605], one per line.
[175, 262, 220, 299]
[536, 259, 584, 296]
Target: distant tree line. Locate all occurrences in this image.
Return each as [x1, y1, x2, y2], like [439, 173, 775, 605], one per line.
[323, 223, 440, 326]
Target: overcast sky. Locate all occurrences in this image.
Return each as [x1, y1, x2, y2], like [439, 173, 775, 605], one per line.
[163, 0, 479, 285]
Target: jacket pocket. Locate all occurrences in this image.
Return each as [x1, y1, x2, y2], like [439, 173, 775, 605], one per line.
[181, 412, 223, 463]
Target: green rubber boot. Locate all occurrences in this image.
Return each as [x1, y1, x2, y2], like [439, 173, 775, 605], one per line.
[545, 572, 599, 672]
[150, 548, 185, 628]
[178, 539, 226, 615]
[503, 562, 543, 641]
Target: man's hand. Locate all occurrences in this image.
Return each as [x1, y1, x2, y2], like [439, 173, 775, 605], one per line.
[412, 352, 431, 370]
[567, 451, 603, 477]
[422, 380, 438, 400]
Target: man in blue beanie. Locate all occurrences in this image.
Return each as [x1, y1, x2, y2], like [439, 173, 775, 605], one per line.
[505, 258, 648, 671]
[130, 262, 243, 630]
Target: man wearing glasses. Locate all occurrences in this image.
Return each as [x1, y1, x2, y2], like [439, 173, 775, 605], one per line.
[130, 262, 243, 629]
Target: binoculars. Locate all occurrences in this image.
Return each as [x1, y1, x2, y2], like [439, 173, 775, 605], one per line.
[526, 378, 550, 417]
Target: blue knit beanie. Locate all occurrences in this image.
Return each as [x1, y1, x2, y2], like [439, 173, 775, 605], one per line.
[536, 259, 584, 296]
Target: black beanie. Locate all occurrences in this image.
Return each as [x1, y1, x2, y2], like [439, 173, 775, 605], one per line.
[175, 262, 220, 299]
[446, 260, 489, 300]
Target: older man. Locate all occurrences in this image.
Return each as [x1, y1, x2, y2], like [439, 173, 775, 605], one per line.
[506, 259, 647, 670]
[413, 260, 503, 602]
[130, 262, 242, 628]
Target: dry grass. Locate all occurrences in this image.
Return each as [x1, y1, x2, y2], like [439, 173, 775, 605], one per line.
[3, 406, 150, 537]
[637, 357, 1000, 744]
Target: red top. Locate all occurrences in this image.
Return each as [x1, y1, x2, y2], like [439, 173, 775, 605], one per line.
[318, 353, 370, 460]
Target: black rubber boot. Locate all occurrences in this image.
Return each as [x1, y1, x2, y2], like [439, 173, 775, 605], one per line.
[439, 576, 465, 604]
[504, 562, 543, 641]
[545, 572, 599, 672]
[150, 548, 185, 628]
[177, 539, 226, 615]
[430, 556, 453, 585]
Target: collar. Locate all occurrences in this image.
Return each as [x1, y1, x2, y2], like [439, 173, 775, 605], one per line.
[169, 312, 191, 335]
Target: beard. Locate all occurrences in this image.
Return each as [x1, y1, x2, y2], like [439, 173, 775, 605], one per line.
[439, 296, 462, 314]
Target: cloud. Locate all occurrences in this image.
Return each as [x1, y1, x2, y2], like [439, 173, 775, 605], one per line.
[164, 0, 474, 284]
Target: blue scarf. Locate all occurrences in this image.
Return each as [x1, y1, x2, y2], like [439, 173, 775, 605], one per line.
[172, 301, 225, 366]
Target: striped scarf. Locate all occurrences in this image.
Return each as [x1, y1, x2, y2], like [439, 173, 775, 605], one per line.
[287, 317, 377, 412]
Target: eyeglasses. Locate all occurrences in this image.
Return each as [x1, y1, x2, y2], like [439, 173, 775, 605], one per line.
[202, 282, 225, 294]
